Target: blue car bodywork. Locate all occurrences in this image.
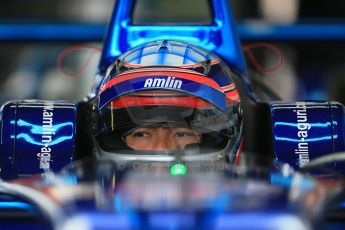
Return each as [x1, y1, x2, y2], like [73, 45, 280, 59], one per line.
[99, 0, 247, 77]
[0, 0, 344, 229]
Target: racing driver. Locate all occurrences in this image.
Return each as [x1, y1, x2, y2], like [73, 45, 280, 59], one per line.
[82, 40, 243, 164]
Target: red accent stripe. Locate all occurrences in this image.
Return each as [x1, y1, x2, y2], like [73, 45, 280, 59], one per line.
[225, 89, 240, 102]
[221, 83, 236, 91]
[101, 70, 222, 93]
[110, 95, 213, 109]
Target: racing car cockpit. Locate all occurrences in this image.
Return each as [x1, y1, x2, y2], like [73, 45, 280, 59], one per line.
[1, 0, 345, 228]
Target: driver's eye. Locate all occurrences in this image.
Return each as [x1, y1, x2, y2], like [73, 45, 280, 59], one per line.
[173, 128, 200, 138]
[130, 129, 152, 138]
[175, 131, 195, 138]
[132, 132, 150, 138]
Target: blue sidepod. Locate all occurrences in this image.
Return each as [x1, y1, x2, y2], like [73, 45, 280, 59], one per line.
[271, 101, 345, 173]
[0, 100, 77, 180]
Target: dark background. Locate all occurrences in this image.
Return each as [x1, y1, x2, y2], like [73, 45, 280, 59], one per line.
[0, 0, 345, 105]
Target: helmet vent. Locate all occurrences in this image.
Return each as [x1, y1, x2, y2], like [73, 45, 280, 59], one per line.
[157, 40, 171, 53]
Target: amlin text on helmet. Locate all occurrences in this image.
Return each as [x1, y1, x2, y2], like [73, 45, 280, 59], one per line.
[37, 102, 55, 171]
[144, 77, 182, 89]
[294, 102, 310, 167]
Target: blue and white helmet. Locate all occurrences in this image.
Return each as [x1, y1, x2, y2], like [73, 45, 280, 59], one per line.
[94, 40, 242, 163]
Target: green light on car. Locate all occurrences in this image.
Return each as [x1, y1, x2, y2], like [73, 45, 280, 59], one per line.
[170, 163, 187, 176]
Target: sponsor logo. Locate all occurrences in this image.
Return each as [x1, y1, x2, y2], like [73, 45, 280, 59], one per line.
[144, 77, 182, 89]
[294, 102, 310, 167]
[37, 102, 55, 171]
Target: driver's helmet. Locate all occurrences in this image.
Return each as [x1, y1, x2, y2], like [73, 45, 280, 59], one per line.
[94, 40, 242, 163]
